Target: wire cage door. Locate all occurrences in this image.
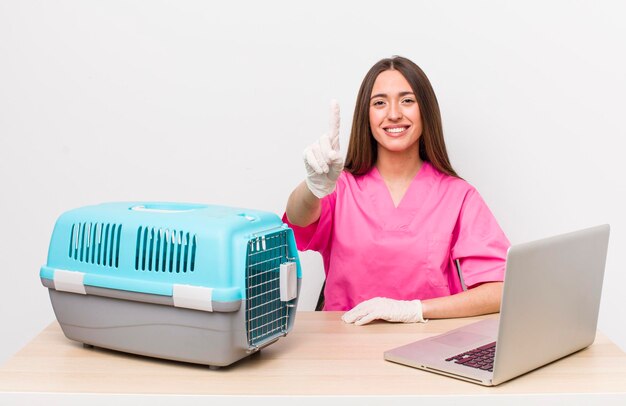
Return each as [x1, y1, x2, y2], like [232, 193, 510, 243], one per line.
[245, 230, 291, 349]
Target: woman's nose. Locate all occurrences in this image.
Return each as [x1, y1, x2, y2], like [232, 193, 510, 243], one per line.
[388, 101, 402, 120]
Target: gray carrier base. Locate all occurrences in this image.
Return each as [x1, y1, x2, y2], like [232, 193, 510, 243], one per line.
[42, 278, 300, 368]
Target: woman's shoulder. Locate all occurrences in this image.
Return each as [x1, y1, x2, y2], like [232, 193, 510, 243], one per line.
[425, 162, 476, 193]
[333, 169, 380, 199]
[336, 169, 363, 187]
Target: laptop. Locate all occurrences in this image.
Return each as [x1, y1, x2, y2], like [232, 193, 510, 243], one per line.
[384, 224, 610, 386]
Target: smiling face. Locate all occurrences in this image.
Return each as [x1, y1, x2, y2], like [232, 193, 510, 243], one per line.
[368, 69, 423, 157]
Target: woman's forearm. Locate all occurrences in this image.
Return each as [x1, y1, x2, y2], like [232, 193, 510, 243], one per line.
[285, 181, 322, 227]
[421, 282, 503, 319]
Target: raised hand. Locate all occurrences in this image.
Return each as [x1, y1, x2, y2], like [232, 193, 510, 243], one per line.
[303, 99, 344, 199]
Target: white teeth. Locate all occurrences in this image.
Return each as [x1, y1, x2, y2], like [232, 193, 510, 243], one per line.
[386, 127, 407, 133]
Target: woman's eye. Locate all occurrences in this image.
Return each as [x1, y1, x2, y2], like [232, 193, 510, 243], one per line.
[402, 98, 415, 104]
[372, 100, 385, 107]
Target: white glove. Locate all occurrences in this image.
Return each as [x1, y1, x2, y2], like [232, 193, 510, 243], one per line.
[341, 297, 426, 326]
[303, 100, 344, 198]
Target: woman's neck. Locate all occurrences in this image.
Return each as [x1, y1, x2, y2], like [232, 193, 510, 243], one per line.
[375, 147, 424, 183]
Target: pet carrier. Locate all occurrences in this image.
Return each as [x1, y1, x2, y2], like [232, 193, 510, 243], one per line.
[40, 202, 301, 367]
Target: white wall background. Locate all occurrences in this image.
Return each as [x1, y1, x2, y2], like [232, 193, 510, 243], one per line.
[1, 0, 624, 365]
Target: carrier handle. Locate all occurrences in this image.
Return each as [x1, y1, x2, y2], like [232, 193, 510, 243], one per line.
[130, 203, 207, 213]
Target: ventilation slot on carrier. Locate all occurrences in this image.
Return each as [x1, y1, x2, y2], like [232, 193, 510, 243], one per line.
[68, 222, 122, 268]
[134, 226, 196, 273]
[245, 230, 290, 348]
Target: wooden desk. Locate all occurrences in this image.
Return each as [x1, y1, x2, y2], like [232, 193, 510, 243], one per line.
[1, 312, 626, 404]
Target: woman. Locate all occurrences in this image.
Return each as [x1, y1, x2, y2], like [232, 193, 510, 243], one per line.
[284, 56, 510, 326]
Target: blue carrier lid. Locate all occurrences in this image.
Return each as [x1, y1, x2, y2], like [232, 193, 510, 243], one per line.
[40, 202, 301, 303]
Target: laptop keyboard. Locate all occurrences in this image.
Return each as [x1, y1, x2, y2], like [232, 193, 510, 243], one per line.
[445, 341, 496, 372]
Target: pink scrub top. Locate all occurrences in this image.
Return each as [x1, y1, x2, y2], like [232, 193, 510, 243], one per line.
[283, 162, 510, 311]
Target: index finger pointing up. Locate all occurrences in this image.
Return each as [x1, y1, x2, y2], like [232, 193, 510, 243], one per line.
[329, 99, 340, 151]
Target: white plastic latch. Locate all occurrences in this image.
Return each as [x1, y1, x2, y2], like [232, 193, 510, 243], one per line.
[173, 284, 213, 312]
[279, 262, 297, 302]
[54, 270, 86, 295]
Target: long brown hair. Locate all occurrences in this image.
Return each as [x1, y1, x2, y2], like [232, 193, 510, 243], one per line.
[344, 56, 459, 178]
